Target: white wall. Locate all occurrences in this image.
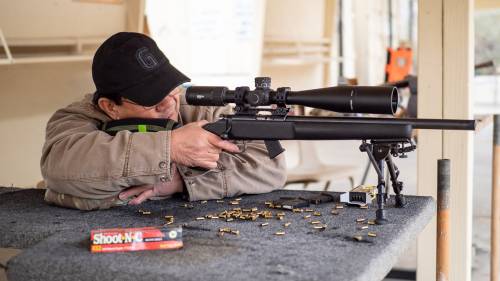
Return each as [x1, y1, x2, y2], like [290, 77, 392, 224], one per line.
[146, 0, 266, 88]
[351, 0, 389, 85]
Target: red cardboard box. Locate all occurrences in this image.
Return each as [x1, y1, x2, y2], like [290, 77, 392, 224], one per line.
[90, 226, 182, 253]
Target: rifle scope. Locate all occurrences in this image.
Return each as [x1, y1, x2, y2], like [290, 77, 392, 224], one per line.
[186, 77, 398, 115]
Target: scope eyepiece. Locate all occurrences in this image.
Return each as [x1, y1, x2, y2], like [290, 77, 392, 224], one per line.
[185, 86, 228, 106]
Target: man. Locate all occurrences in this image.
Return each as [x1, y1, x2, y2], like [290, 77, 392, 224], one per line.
[40, 32, 286, 210]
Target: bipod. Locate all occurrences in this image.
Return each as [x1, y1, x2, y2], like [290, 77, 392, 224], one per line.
[359, 139, 414, 224]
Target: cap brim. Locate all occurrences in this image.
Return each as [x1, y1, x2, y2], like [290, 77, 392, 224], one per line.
[121, 63, 190, 107]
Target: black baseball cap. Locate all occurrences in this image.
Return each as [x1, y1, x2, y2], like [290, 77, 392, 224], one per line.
[92, 32, 190, 107]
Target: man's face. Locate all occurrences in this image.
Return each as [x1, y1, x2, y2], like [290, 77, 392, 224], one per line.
[116, 87, 182, 121]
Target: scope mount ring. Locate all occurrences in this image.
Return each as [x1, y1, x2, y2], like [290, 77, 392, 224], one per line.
[234, 86, 250, 106]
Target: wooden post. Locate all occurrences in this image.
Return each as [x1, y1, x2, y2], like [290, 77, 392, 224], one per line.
[417, 0, 443, 279]
[126, 0, 145, 33]
[418, 1, 473, 280]
[443, 1, 474, 280]
[322, 0, 335, 87]
[492, 115, 500, 281]
[437, 159, 451, 281]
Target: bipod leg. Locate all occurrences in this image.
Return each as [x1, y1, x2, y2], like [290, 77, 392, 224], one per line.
[385, 155, 407, 208]
[375, 159, 388, 224]
[360, 141, 389, 224]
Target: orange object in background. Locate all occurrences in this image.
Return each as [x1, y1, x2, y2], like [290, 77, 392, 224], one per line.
[385, 47, 413, 82]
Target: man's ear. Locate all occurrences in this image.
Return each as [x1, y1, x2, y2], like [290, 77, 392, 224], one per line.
[97, 98, 120, 120]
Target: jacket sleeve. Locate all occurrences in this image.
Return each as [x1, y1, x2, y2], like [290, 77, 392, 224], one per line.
[40, 101, 174, 199]
[177, 98, 287, 201]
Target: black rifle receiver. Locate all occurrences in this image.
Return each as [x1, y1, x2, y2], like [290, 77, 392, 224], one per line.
[186, 77, 475, 223]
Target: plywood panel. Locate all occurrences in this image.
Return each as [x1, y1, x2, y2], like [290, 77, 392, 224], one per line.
[264, 0, 325, 40]
[475, 0, 500, 10]
[0, 62, 94, 187]
[0, 0, 126, 39]
[261, 0, 326, 89]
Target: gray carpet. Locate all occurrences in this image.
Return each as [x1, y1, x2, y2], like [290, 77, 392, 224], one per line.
[0, 188, 434, 281]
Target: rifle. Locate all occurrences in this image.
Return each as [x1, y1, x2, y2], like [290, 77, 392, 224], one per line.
[185, 77, 475, 223]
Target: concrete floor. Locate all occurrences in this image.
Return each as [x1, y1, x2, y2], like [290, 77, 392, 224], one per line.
[284, 122, 495, 280]
[471, 122, 494, 281]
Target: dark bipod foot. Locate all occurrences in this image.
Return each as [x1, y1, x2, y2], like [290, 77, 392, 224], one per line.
[375, 218, 388, 225]
[395, 194, 407, 208]
[375, 209, 388, 225]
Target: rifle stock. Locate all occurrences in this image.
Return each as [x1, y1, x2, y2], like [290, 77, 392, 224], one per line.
[204, 117, 413, 141]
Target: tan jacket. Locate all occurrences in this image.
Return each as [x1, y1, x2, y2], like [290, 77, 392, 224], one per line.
[41, 93, 286, 208]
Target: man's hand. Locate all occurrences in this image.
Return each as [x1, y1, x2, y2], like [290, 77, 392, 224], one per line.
[171, 120, 239, 169]
[118, 164, 184, 205]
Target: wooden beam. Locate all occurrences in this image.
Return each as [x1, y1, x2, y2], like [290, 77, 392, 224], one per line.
[416, 0, 443, 279]
[143, 15, 150, 35]
[322, 0, 336, 87]
[417, 1, 474, 280]
[74, 0, 123, 4]
[475, 0, 500, 10]
[443, 1, 474, 280]
[126, 0, 145, 33]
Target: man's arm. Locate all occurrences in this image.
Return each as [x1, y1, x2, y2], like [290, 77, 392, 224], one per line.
[177, 95, 287, 201]
[40, 101, 175, 199]
[41, 97, 238, 201]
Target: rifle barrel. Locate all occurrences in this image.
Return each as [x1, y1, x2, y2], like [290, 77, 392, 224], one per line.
[282, 116, 475, 131]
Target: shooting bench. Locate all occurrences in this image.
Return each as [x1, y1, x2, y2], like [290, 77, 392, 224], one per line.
[0, 187, 434, 281]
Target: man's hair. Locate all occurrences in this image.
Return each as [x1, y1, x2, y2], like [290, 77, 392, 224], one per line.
[92, 92, 123, 106]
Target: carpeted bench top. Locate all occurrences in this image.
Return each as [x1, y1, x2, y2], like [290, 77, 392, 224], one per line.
[0, 188, 434, 281]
